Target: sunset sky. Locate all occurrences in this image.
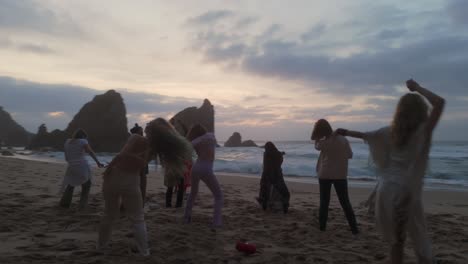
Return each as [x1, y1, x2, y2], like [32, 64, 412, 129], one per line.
[1, 0, 468, 141]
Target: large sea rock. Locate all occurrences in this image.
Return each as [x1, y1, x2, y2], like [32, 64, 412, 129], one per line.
[170, 99, 214, 136]
[224, 132, 257, 147]
[65, 90, 128, 152]
[28, 90, 128, 152]
[0, 106, 31, 147]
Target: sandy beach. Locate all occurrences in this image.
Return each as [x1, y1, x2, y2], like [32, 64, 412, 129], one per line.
[0, 156, 467, 264]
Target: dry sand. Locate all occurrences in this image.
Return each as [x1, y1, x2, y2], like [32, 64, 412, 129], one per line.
[0, 156, 467, 263]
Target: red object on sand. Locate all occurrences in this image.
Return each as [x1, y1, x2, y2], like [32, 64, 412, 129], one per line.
[175, 160, 192, 192]
[184, 160, 192, 189]
[236, 241, 257, 254]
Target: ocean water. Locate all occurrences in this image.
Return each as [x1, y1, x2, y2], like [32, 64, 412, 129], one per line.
[5, 141, 468, 188]
[214, 141, 468, 187]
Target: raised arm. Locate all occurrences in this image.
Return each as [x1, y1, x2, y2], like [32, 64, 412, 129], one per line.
[406, 79, 445, 134]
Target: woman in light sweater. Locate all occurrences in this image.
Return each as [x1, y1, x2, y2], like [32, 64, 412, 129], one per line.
[311, 119, 358, 235]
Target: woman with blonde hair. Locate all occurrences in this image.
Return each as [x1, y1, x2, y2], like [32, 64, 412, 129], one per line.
[144, 118, 193, 208]
[336, 79, 445, 264]
[98, 134, 151, 256]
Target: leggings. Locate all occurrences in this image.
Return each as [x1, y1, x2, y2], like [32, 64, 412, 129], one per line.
[59, 180, 91, 208]
[98, 170, 149, 255]
[184, 161, 223, 226]
[319, 179, 359, 234]
[166, 177, 185, 208]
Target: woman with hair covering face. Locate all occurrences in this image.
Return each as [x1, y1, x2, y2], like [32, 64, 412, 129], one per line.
[256, 141, 290, 213]
[184, 124, 223, 227]
[335, 79, 445, 264]
[144, 118, 193, 208]
[98, 134, 151, 256]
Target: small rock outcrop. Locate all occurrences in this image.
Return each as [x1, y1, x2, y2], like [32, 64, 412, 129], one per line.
[224, 132, 257, 147]
[28, 124, 65, 151]
[170, 99, 214, 136]
[241, 140, 258, 147]
[28, 90, 129, 152]
[0, 106, 31, 147]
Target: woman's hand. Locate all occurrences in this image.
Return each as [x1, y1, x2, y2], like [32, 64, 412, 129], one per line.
[334, 128, 348, 136]
[96, 161, 105, 168]
[406, 79, 421, 92]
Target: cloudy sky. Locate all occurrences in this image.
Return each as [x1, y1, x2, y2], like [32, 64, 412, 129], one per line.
[1, 0, 467, 141]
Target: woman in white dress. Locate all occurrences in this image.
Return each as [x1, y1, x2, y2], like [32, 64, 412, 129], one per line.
[60, 129, 103, 209]
[335, 79, 445, 264]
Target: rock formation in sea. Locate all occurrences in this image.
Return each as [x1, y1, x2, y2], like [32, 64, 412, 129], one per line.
[170, 99, 215, 136]
[240, 139, 258, 147]
[224, 132, 241, 147]
[224, 132, 257, 147]
[0, 106, 31, 147]
[28, 90, 128, 152]
[65, 90, 128, 152]
[28, 124, 67, 151]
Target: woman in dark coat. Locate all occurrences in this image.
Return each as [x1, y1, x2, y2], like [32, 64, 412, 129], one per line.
[256, 141, 290, 213]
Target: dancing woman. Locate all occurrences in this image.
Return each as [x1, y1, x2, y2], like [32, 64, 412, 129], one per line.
[256, 141, 290, 213]
[184, 124, 223, 227]
[311, 119, 358, 234]
[130, 123, 149, 206]
[60, 128, 103, 209]
[98, 134, 151, 256]
[144, 118, 193, 208]
[336, 79, 445, 264]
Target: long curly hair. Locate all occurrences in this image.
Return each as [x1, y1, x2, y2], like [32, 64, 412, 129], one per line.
[145, 118, 192, 164]
[391, 93, 429, 148]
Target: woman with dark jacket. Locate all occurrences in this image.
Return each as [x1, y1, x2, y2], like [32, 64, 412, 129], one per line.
[256, 142, 290, 213]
